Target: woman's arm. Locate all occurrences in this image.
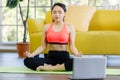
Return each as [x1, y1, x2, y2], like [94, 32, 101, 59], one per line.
[25, 25, 49, 57]
[68, 25, 82, 57]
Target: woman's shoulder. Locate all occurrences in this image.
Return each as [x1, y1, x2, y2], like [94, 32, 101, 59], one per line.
[66, 23, 75, 32]
[67, 23, 74, 27]
[44, 23, 52, 31]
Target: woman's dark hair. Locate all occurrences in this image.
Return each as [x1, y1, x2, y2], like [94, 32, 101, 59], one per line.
[51, 3, 67, 12]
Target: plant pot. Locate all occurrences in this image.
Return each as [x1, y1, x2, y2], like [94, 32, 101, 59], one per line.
[16, 42, 29, 58]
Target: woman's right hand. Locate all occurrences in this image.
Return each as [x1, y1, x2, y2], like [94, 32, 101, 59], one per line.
[24, 51, 32, 58]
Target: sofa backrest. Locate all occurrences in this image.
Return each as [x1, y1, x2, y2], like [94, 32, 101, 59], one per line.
[27, 18, 45, 34]
[89, 10, 120, 31]
[45, 11, 52, 24]
[35, 8, 120, 32]
[44, 6, 96, 32]
[65, 6, 96, 32]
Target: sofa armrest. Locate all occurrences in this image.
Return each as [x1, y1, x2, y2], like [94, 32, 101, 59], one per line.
[29, 32, 48, 54]
[27, 18, 45, 34]
[27, 18, 46, 53]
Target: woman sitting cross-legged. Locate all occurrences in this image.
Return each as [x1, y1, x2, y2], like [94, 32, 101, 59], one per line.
[24, 2, 82, 71]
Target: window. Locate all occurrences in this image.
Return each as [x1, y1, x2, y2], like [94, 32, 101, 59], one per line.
[0, 0, 51, 44]
[0, 0, 120, 45]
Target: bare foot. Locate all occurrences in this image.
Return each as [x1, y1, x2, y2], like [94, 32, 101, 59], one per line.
[36, 64, 54, 71]
[36, 63, 65, 71]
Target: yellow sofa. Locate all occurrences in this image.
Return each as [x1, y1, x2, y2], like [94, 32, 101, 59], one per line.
[27, 8, 120, 55]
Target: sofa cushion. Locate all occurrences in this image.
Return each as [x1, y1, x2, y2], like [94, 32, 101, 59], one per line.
[89, 10, 120, 31]
[45, 11, 52, 24]
[74, 31, 120, 55]
[65, 6, 96, 32]
[27, 18, 45, 33]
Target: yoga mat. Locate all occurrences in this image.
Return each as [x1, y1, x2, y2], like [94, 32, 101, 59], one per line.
[0, 66, 120, 75]
[0, 66, 72, 74]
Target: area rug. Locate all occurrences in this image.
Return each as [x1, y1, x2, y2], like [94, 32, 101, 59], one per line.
[0, 66, 120, 75]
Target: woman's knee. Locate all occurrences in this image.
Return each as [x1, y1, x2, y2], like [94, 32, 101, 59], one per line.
[24, 57, 37, 70]
[24, 57, 46, 70]
[64, 59, 73, 71]
[24, 57, 31, 66]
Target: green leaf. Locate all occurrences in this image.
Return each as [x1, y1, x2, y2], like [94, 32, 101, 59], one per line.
[19, 0, 23, 2]
[6, 0, 19, 8]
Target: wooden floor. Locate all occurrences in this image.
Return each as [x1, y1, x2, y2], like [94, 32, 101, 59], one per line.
[0, 52, 120, 80]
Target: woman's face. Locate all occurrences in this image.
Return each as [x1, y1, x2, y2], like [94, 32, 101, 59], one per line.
[52, 5, 65, 22]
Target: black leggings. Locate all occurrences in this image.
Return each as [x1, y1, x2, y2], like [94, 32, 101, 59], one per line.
[24, 51, 73, 71]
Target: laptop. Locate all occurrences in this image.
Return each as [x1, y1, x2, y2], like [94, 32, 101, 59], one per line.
[69, 56, 107, 80]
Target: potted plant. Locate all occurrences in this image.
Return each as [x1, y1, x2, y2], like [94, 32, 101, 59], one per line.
[6, 0, 30, 57]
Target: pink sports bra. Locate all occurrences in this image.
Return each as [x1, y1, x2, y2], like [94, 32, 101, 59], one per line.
[46, 23, 69, 44]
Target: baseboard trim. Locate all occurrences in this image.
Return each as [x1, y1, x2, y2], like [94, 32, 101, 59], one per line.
[0, 46, 17, 52]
